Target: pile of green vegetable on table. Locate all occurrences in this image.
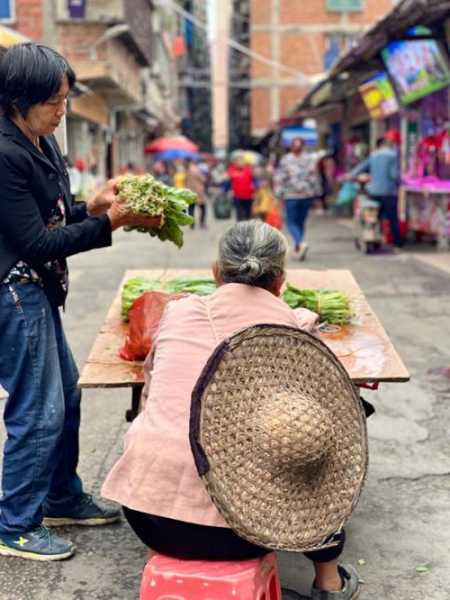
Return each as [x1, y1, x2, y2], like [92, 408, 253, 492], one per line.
[282, 283, 352, 325]
[117, 174, 197, 248]
[121, 276, 352, 325]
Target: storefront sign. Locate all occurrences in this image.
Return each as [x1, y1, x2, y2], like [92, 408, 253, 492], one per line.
[382, 39, 450, 105]
[281, 126, 318, 147]
[359, 71, 399, 120]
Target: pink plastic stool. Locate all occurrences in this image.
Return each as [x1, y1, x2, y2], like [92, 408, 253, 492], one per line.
[140, 552, 282, 600]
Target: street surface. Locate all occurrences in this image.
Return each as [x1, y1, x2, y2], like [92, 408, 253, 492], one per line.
[1, 212, 450, 600]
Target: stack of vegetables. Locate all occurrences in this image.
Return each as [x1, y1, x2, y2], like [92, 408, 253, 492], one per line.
[121, 277, 352, 325]
[282, 283, 352, 325]
[119, 277, 353, 361]
[117, 174, 197, 248]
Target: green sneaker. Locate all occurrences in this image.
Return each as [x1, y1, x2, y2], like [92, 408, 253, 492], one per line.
[0, 526, 75, 561]
[43, 493, 121, 527]
[311, 564, 360, 600]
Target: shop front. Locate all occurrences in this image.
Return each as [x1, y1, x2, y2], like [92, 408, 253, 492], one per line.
[389, 32, 450, 245]
[300, 4, 450, 248]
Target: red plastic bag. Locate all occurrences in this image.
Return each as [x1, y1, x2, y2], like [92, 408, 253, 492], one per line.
[119, 291, 185, 361]
[265, 203, 283, 230]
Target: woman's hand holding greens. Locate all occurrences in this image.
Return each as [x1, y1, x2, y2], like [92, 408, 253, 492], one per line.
[86, 178, 120, 217]
[106, 197, 163, 231]
[88, 177, 163, 231]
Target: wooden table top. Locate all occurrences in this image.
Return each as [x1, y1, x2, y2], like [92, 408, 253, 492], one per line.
[78, 268, 410, 388]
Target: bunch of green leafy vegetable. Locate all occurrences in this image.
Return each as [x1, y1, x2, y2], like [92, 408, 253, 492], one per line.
[282, 283, 352, 325]
[121, 276, 216, 321]
[117, 174, 197, 248]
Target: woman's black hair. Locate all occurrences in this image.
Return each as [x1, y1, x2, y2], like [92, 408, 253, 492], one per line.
[0, 42, 76, 118]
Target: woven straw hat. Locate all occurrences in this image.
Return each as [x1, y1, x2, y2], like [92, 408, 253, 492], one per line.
[190, 324, 368, 553]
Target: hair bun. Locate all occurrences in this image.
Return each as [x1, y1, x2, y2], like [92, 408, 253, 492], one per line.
[239, 256, 263, 278]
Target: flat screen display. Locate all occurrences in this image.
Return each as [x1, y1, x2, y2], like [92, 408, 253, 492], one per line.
[381, 39, 450, 105]
[359, 71, 399, 119]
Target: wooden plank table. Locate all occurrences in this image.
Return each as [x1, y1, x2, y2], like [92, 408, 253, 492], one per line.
[79, 269, 410, 420]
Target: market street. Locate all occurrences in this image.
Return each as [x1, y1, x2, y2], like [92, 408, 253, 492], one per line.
[0, 214, 449, 600]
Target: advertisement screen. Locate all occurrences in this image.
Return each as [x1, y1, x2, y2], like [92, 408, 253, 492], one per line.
[359, 72, 399, 119]
[382, 39, 450, 105]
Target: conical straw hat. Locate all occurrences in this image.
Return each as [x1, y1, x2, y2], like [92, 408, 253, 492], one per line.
[190, 324, 368, 552]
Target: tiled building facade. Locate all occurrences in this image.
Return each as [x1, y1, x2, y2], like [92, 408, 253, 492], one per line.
[249, 0, 399, 137]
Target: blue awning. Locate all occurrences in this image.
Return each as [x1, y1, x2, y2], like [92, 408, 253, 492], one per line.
[281, 126, 318, 146]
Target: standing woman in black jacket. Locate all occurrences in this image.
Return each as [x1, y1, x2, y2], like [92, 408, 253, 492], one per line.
[0, 43, 161, 561]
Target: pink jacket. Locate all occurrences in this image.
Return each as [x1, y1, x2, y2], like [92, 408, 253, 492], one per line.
[101, 283, 318, 527]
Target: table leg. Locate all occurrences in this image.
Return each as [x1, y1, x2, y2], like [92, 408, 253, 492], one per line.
[126, 384, 144, 422]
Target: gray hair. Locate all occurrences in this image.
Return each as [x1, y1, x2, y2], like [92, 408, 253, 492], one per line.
[218, 220, 287, 289]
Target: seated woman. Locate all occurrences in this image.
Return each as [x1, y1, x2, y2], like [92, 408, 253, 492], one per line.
[102, 221, 359, 600]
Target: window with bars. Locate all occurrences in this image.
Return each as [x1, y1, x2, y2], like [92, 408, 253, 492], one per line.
[0, 0, 14, 20]
[326, 0, 363, 12]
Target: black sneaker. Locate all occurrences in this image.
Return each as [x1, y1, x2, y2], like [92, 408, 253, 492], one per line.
[0, 526, 75, 561]
[43, 493, 121, 527]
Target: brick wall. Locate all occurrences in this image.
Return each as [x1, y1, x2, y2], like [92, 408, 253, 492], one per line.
[14, 0, 44, 40]
[58, 22, 142, 103]
[250, 0, 397, 136]
[57, 22, 108, 62]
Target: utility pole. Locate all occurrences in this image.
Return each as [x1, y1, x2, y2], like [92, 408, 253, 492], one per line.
[270, 0, 280, 124]
[211, 0, 232, 156]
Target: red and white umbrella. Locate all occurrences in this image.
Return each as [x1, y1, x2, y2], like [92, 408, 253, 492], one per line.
[145, 136, 199, 154]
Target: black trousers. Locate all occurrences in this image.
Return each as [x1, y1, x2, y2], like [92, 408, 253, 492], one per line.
[123, 506, 345, 563]
[372, 194, 402, 247]
[188, 203, 206, 227]
[234, 198, 253, 222]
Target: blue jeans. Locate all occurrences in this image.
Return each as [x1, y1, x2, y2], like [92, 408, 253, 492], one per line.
[0, 282, 83, 534]
[284, 198, 314, 246]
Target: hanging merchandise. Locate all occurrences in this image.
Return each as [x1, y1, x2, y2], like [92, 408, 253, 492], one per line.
[173, 35, 186, 58]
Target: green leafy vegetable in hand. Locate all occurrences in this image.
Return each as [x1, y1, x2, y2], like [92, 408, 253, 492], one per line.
[117, 174, 197, 248]
[121, 276, 216, 321]
[282, 283, 352, 325]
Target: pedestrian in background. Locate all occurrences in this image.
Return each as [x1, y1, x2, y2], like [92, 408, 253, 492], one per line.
[152, 160, 172, 186]
[173, 159, 187, 189]
[252, 173, 275, 222]
[317, 149, 337, 213]
[65, 156, 82, 202]
[274, 137, 321, 261]
[185, 158, 207, 229]
[350, 129, 403, 248]
[0, 42, 162, 562]
[227, 155, 255, 221]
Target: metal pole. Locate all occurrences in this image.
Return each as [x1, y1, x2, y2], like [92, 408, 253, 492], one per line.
[271, 0, 280, 124]
[211, 0, 232, 155]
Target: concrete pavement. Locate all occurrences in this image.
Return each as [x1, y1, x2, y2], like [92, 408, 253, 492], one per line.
[1, 212, 449, 599]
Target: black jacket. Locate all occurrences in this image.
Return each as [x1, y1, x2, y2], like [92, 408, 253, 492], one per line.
[0, 116, 112, 304]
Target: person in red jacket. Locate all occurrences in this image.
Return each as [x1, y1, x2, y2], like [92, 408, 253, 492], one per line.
[227, 156, 255, 221]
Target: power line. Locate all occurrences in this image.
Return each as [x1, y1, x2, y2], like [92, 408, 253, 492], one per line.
[165, 0, 316, 83]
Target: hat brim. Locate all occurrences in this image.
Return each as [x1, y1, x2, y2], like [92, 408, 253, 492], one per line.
[190, 324, 368, 553]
